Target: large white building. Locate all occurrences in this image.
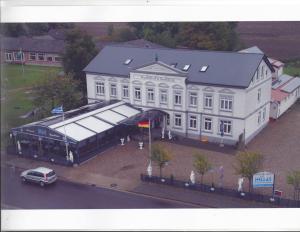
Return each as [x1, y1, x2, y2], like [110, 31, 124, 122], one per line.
[84, 45, 275, 146]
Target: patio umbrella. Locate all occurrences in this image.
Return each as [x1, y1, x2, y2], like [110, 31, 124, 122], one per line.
[147, 163, 152, 177]
[17, 141, 22, 155]
[190, 170, 196, 184]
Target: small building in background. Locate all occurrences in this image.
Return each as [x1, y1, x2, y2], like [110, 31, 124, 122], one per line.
[1, 36, 65, 67]
[270, 75, 300, 119]
[239, 46, 300, 119]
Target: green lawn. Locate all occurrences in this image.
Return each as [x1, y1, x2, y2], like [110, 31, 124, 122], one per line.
[2, 64, 62, 90]
[284, 59, 300, 76]
[1, 64, 62, 148]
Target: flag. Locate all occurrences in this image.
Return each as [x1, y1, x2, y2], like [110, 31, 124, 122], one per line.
[138, 120, 150, 128]
[51, 106, 63, 114]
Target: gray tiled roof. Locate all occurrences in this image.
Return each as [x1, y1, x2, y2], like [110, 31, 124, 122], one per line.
[281, 77, 300, 93]
[272, 74, 294, 89]
[239, 46, 264, 54]
[95, 39, 165, 51]
[84, 45, 268, 88]
[2, 36, 65, 53]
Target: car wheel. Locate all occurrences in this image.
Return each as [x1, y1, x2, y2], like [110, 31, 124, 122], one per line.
[22, 177, 26, 183]
[39, 181, 45, 187]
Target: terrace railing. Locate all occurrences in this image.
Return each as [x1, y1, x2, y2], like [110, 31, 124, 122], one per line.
[140, 174, 300, 208]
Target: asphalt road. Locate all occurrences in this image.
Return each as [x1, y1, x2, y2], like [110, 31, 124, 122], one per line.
[1, 166, 198, 209]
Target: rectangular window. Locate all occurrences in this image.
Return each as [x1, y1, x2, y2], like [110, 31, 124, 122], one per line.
[160, 89, 168, 104]
[5, 53, 13, 61]
[174, 92, 182, 105]
[189, 115, 197, 129]
[258, 89, 261, 102]
[189, 92, 197, 107]
[38, 53, 45, 61]
[261, 66, 264, 78]
[174, 114, 182, 127]
[54, 56, 62, 62]
[204, 94, 213, 109]
[256, 70, 259, 81]
[147, 88, 154, 102]
[29, 53, 36, 60]
[258, 111, 261, 124]
[47, 56, 53, 62]
[110, 84, 117, 97]
[262, 107, 266, 121]
[166, 114, 170, 125]
[204, 117, 212, 132]
[220, 96, 233, 111]
[122, 85, 129, 98]
[14, 52, 23, 61]
[220, 120, 232, 135]
[134, 87, 141, 100]
[96, 82, 105, 95]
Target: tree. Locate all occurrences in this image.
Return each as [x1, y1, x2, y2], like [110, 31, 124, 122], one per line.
[107, 24, 115, 37]
[234, 151, 263, 192]
[32, 73, 84, 118]
[193, 153, 211, 184]
[128, 22, 241, 51]
[129, 22, 180, 47]
[113, 28, 137, 42]
[2, 23, 27, 37]
[287, 170, 300, 201]
[151, 144, 171, 178]
[62, 29, 98, 93]
[177, 22, 241, 51]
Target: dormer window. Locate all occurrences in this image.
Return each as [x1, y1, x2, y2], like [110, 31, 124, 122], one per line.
[182, 64, 191, 71]
[200, 65, 208, 72]
[124, 59, 132, 65]
[171, 63, 177, 68]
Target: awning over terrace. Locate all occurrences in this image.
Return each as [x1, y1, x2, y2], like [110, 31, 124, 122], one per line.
[13, 101, 143, 143]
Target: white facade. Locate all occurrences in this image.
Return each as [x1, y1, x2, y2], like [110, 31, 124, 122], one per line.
[86, 60, 273, 145]
[270, 86, 300, 119]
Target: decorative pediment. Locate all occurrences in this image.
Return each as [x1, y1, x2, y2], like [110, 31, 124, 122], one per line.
[145, 81, 155, 86]
[134, 61, 187, 76]
[158, 83, 169, 88]
[95, 76, 106, 81]
[108, 77, 118, 82]
[203, 87, 215, 92]
[121, 78, 130, 83]
[172, 84, 184, 90]
[132, 80, 142, 85]
[187, 85, 200, 90]
[218, 88, 235, 94]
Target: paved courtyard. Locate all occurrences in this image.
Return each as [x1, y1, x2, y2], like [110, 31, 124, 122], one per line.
[79, 100, 299, 199]
[5, 101, 300, 200]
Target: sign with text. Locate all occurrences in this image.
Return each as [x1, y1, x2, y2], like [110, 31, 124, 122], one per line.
[253, 172, 274, 188]
[274, 190, 283, 197]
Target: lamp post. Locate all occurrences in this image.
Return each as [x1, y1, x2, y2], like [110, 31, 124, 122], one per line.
[220, 121, 224, 147]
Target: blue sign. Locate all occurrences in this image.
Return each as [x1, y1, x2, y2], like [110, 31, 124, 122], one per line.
[253, 172, 274, 188]
[51, 106, 64, 114]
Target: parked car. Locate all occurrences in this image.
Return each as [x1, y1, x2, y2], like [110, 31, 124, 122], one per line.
[20, 167, 57, 187]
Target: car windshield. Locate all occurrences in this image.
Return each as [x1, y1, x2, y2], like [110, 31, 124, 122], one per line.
[46, 171, 56, 177]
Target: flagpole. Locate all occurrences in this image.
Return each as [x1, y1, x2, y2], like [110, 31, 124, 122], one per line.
[62, 107, 69, 160]
[148, 118, 151, 166]
[20, 48, 24, 78]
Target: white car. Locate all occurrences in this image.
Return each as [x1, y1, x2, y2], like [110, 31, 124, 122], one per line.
[20, 167, 57, 187]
